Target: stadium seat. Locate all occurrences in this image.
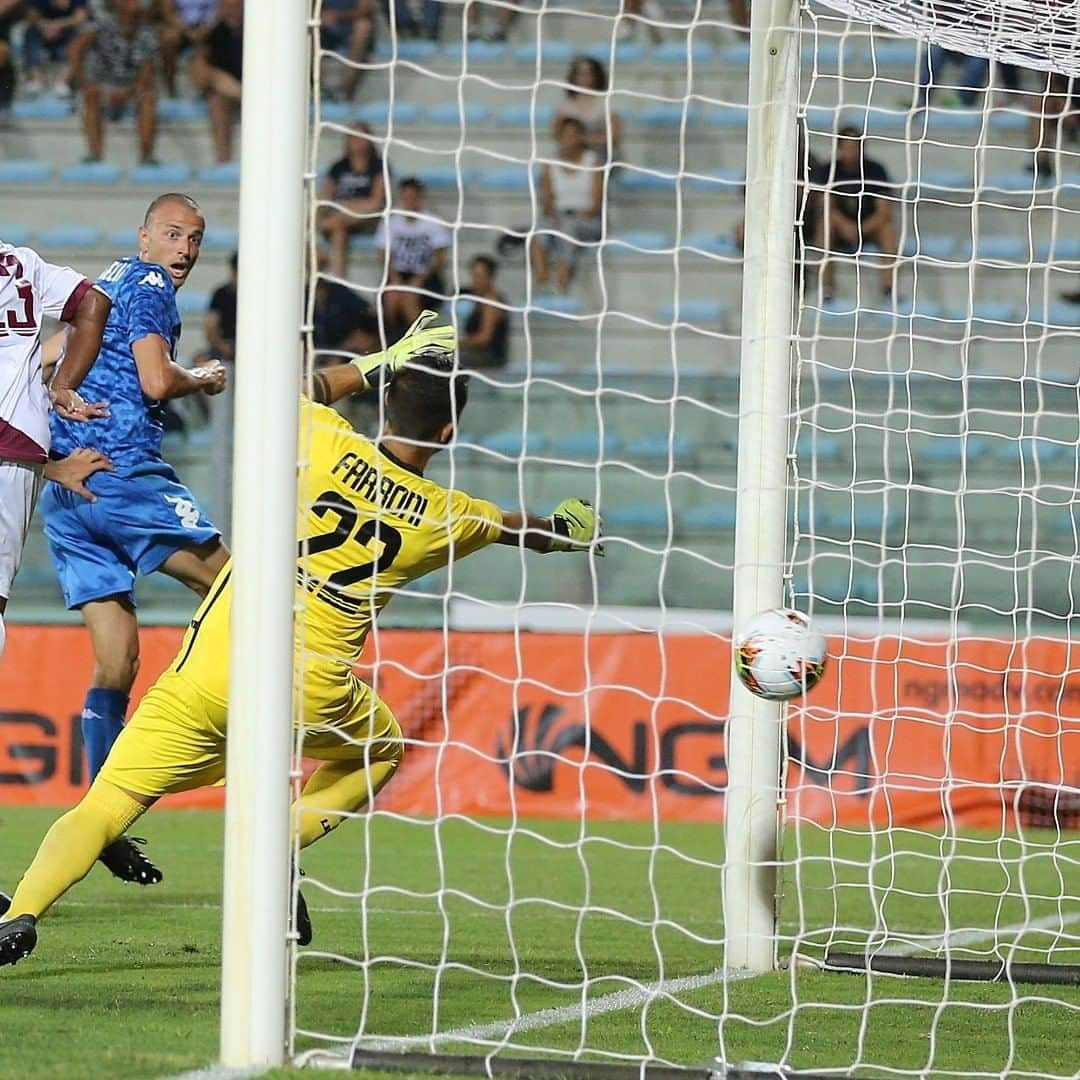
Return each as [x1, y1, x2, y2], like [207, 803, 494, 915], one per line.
[908, 171, 973, 195]
[475, 166, 532, 190]
[865, 40, 918, 66]
[513, 41, 573, 64]
[985, 170, 1047, 193]
[687, 170, 744, 194]
[988, 110, 1029, 133]
[58, 161, 123, 184]
[198, 162, 240, 185]
[1035, 303, 1080, 328]
[354, 100, 421, 126]
[11, 97, 72, 120]
[976, 235, 1028, 261]
[624, 432, 692, 463]
[0, 225, 31, 246]
[494, 103, 554, 127]
[157, 98, 208, 121]
[550, 432, 622, 459]
[946, 300, 1019, 323]
[901, 234, 956, 260]
[1036, 237, 1080, 262]
[319, 102, 351, 123]
[796, 433, 842, 462]
[659, 299, 725, 324]
[682, 232, 739, 256]
[175, 290, 210, 316]
[426, 102, 491, 125]
[705, 107, 748, 130]
[638, 103, 699, 127]
[606, 230, 671, 254]
[681, 503, 736, 531]
[37, 225, 103, 248]
[618, 169, 678, 193]
[478, 430, 548, 457]
[373, 39, 437, 61]
[414, 165, 471, 189]
[802, 41, 840, 65]
[348, 233, 377, 252]
[530, 294, 582, 317]
[653, 41, 716, 64]
[443, 40, 508, 62]
[202, 227, 239, 251]
[584, 41, 647, 64]
[0, 160, 53, 183]
[718, 42, 751, 64]
[606, 504, 670, 532]
[914, 436, 989, 465]
[107, 227, 137, 249]
[996, 438, 1067, 467]
[128, 162, 192, 185]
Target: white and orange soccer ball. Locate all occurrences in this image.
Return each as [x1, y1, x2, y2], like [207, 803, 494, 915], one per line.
[733, 608, 827, 701]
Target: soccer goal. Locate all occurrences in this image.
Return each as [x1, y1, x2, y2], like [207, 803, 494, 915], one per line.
[223, 0, 1080, 1075]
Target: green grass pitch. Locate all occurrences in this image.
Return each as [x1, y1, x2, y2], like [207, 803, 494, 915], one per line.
[1, 806, 1078, 1079]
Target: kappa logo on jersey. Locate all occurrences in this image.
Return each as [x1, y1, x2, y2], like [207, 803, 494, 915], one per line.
[163, 494, 202, 529]
[138, 270, 168, 289]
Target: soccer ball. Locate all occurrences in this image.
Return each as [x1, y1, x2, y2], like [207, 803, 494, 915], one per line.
[733, 608, 827, 701]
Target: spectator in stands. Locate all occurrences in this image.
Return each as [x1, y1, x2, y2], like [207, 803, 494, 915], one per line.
[458, 255, 510, 370]
[320, 0, 373, 101]
[1030, 73, 1078, 181]
[821, 127, 897, 301]
[391, 0, 440, 42]
[913, 45, 988, 109]
[70, 0, 159, 165]
[199, 250, 237, 364]
[465, 0, 515, 43]
[375, 176, 451, 335]
[0, 1, 21, 116]
[191, 0, 241, 164]
[617, 0, 664, 44]
[317, 125, 388, 278]
[313, 271, 380, 362]
[553, 56, 622, 164]
[531, 117, 604, 294]
[23, 0, 89, 97]
[154, 0, 216, 99]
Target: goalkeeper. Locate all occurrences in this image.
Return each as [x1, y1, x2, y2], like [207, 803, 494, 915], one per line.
[0, 313, 603, 965]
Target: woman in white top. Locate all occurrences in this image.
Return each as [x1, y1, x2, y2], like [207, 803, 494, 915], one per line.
[551, 56, 622, 165]
[531, 117, 606, 293]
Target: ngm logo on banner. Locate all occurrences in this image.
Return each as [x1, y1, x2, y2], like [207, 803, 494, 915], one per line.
[1, 627, 1077, 827]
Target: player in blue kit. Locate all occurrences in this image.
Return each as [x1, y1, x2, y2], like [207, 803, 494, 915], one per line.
[41, 193, 229, 887]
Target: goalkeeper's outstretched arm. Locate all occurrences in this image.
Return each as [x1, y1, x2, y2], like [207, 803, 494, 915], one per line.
[496, 499, 604, 555]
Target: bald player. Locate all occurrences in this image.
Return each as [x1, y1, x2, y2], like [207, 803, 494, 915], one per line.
[39, 193, 229, 888]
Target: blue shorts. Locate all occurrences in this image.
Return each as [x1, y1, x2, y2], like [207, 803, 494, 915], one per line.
[41, 461, 220, 610]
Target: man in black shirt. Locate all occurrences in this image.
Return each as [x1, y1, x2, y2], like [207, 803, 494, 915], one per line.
[822, 127, 898, 300]
[191, 0, 241, 163]
[203, 250, 236, 363]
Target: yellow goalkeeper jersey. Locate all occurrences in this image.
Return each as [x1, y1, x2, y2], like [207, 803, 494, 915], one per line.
[171, 397, 504, 706]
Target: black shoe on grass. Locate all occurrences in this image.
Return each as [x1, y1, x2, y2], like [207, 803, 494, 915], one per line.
[99, 836, 163, 886]
[295, 886, 312, 947]
[0, 893, 10, 918]
[0, 915, 37, 967]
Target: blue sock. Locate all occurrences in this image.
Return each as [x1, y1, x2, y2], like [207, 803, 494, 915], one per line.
[81, 688, 128, 783]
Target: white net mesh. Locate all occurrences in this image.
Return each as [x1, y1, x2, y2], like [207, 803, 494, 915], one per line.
[291, 1, 1080, 1075]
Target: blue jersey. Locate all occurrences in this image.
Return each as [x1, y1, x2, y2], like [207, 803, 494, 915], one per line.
[50, 256, 180, 471]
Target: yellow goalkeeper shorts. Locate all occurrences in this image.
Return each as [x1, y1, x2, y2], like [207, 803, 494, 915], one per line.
[98, 668, 402, 800]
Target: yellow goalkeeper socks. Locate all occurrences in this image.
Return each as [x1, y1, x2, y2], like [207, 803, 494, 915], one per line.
[7, 779, 147, 920]
[291, 757, 400, 849]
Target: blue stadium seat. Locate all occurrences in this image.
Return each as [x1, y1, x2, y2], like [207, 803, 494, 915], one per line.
[908, 171, 973, 195]
[638, 103, 698, 127]
[354, 100, 420, 126]
[687, 169, 744, 194]
[901, 234, 956, 261]
[914, 436, 988, 465]
[802, 41, 841, 65]
[550, 432, 622, 459]
[59, 161, 123, 184]
[1036, 237, 1080, 262]
[495, 103, 554, 127]
[443, 40, 508, 62]
[513, 41, 574, 64]
[198, 162, 240, 185]
[201, 227, 239, 251]
[1034, 303, 1080, 328]
[606, 504, 670, 531]
[719, 42, 751, 64]
[478, 430, 548, 457]
[891, 297, 944, 320]
[605, 230, 671, 254]
[374, 39, 438, 61]
[12, 97, 73, 120]
[705, 107, 747, 130]
[426, 102, 491, 125]
[157, 98, 208, 121]
[37, 225, 103, 248]
[348, 233, 377, 252]
[985, 171, 1049, 193]
[682, 504, 736, 531]
[946, 300, 1019, 323]
[0, 160, 52, 183]
[624, 433, 691, 462]
[996, 438, 1067, 467]
[0, 225, 31, 246]
[989, 110, 1029, 133]
[414, 165, 470, 189]
[682, 232, 739, 256]
[976, 234, 1027, 261]
[475, 166, 532, 190]
[796, 433, 842, 462]
[175, 290, 209, 316]
[128, 162, 192, 185]
[107, 227, 137, 249]
[618, 169, 678, 193]
[659, 299, 725, 324]
[653, 41, 716, 64]
[865, 40, 918, 66]
[530, 294, 582, 317]
[319, 102, 352, 123]
[583, 41, 646, 64]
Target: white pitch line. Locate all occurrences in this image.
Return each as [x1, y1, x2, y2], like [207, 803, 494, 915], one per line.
[886, 911, 1080, 957]
[164, 1067, 265, 1080]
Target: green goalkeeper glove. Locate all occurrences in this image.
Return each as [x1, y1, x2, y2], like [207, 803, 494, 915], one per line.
[550, 498, 604, 556]
[351, 310, 456, 378]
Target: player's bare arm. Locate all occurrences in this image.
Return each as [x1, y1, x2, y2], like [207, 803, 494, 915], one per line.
[133, 334, 227, 400]
[49, 287, 112, 422]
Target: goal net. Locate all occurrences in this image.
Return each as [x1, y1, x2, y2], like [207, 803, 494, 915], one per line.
[287, 0, 1080, 1074]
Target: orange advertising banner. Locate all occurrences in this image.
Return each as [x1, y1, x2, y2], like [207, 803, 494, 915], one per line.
[1, 625, 1077, 828]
